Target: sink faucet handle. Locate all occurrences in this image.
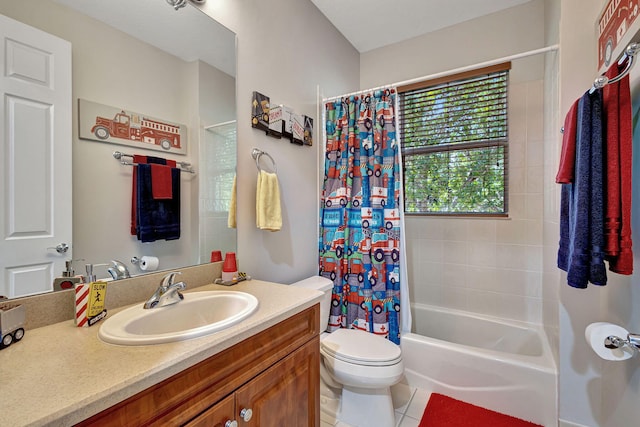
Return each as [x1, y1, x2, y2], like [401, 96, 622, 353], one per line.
[161, 271, 182, 288]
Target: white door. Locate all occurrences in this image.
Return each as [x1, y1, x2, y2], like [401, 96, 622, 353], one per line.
[0, 14, 72, 298]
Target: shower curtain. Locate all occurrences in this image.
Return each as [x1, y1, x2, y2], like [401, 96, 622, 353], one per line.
[319, 89, 405, 344]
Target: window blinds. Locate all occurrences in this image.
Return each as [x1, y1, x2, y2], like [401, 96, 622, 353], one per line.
[399, 66, 509, 215]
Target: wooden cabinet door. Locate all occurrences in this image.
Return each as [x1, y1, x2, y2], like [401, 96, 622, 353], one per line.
[76, 306, 320, 427]
[185, 394, 236, 427]
[235, 337, 319, 427]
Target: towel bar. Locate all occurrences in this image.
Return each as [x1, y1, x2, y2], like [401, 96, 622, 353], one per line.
[113, 151, 195, 174]
[251, 148, 277, 173]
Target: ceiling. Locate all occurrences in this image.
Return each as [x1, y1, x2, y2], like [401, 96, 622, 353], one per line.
[311, 0, 534, 52]
[54, 0, 236, 76]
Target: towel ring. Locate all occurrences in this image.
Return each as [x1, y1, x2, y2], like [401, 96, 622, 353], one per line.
[251, 148, 277, 174]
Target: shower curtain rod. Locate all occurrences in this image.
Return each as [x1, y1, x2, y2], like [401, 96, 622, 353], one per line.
[322, 44, 559, 102]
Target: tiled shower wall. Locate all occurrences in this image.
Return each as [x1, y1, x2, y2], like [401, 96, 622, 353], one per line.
[405, 79, 545, 324]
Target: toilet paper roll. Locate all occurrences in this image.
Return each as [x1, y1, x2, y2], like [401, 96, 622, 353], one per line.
[139, 256, 159, 271]
[585, 322, 634, 361]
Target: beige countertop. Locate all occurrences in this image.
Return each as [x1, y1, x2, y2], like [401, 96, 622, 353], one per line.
[0, 280, 323, 427]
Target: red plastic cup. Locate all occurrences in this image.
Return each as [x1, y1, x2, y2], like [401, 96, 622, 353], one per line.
[210, 250, 222, 263]
[223, 252, 237, 272]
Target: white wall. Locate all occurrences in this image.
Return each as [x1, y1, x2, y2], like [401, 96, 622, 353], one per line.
[199, 0, 360, 283]
[359, 1, 547, 324]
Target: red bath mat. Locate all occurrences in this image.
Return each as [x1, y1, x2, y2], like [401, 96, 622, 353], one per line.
[419, 393, 543, 427]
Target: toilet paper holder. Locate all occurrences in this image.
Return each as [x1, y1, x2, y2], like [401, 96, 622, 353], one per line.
[130, 256, 160, 271]
[604, 333, 640, 355]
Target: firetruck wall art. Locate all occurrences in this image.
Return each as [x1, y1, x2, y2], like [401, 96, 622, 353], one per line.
[78, 99, 187, 155]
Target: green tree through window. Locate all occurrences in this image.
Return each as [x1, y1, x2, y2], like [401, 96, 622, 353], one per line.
[399, 63, 509, 215]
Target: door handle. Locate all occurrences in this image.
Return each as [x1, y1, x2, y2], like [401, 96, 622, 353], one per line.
[47, 242, 69, 254]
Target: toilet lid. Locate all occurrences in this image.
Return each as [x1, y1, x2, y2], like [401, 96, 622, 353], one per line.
[321, 328, 402, 366]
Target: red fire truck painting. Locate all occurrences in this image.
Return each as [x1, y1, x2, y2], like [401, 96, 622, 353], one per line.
[91, 111, 181, 151]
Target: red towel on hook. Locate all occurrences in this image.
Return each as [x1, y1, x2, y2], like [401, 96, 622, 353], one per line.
[556, 99, 579, 183]
[150, 160, 177, 200]
[605, 61, 633, 274]
[605, 63, 633, 275]
[603, 65, 622, 258]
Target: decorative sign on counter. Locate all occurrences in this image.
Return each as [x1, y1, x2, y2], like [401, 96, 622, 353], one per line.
[75, 281, 108, 328]
[79, 99, 187, 155]
[598, 0, 640, 71]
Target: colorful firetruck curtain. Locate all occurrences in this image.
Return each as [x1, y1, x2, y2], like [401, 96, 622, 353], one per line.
[319, 89, 402, 344]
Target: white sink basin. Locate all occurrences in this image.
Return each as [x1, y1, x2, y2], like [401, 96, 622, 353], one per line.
[98, 291, 259, 345]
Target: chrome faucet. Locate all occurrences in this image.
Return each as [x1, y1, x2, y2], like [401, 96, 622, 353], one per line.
[108, 260, 131, 280]
[143, 272, 186, 309]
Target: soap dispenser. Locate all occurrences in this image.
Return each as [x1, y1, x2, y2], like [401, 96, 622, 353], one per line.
[53, 260, 83, 291]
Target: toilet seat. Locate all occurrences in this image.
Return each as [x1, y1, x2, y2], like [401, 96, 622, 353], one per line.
[320, 328, 402, 366]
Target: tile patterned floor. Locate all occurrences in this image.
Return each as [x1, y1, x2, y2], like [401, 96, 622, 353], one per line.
[320, 383, 431, 427]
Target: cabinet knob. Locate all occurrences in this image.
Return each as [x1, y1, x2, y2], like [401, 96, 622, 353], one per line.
[224, 420, 238, 427]
[239, 408, 253, 422]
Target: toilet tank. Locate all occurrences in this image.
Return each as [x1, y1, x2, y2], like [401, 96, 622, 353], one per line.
[290, 276, 333, 332]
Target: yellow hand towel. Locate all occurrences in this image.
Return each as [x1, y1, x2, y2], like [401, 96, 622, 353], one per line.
[227, 174, 237, 229]
[256, 170, 282, 231]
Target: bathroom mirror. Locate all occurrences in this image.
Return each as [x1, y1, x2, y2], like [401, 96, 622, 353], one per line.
[0, 0, 236, 298]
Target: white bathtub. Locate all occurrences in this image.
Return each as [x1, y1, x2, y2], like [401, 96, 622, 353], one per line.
[401, 303, 557, 427]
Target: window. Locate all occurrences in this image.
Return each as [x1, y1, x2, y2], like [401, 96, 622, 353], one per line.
[398, 62, 510, 215]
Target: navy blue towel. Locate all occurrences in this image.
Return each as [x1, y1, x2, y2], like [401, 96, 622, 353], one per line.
[589, 91, 607, 286]
[557, 90, 607, 288]
[557, 183, 571, 271]
[136, 163, 181, 243]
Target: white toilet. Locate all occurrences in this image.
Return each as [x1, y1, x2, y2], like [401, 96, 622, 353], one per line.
[292, 276, 403, 427]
